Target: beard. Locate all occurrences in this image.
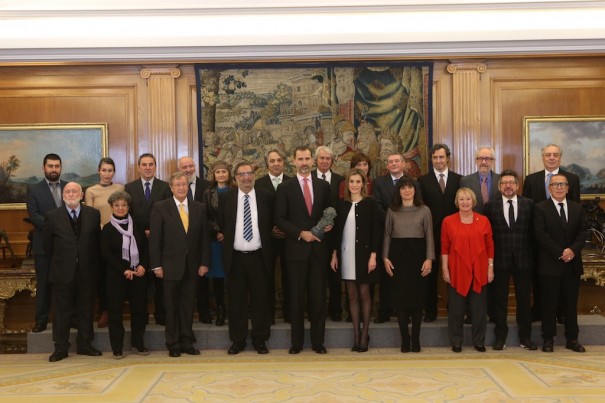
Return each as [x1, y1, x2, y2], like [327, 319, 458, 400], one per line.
[45, 171, 60, 182]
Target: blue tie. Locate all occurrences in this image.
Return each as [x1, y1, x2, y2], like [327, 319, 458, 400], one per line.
[145, 181, 151, 203]
[243, 194, 252, 242]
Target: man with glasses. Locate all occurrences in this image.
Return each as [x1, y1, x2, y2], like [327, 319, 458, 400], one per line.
[484, 170, 536, 351]
[522, 144, 580, 322]
[533, 174, 587, 353]
[461, 147, 501, 214]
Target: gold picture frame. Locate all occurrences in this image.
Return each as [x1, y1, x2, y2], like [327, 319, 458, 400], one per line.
[0, 123, 108, 210]
[524, 115, 605, 200]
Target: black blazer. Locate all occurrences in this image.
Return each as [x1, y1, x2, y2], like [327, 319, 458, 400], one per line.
[522, 169, 581, 203]
[191, 177, 210, 202]
[221, 188, 274, 275]
[149, 198, 210, 281]
[418, 170, 462, 230]
[533, 199, 587, 277]
[484, 196, 534, 271]
[312, 169, 344, 206]
[372, 174, 398, 221]
[101, 217, 149, 277]
[255, 174, 292, 194]
[274, 174, 333, 262]
[460, 171, 501, 214]
[26, 179, 67, 255]
[43, 205, 101, 285]
[124, 178, 172, 232]
[333, 197, 381, 283]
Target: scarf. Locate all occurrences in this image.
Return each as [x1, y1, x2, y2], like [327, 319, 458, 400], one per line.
[109, 214, 139, 268]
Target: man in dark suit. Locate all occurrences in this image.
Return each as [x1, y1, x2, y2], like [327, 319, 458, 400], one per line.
[255, 149, 292, 323]
[125, 153, 172, 325]
[460, 147, 501, 214]
[522, 143, 581, 322]
[418, 144, 462, 322]
[43, 182, 101, 362]
[372, 152, 406, 323]
[178, 155, 212, 324]
[533, 173, 587, 353]
[149, 172, 210, 357]
[484, 169, 536, 351]
[26, 153, 66, 333]
[221, 161, 274, 355]
[312, 145, 345, 322]
[275, 145, 333, 354]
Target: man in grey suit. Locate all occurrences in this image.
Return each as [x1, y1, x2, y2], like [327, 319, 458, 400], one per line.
[149, 172, 210, 357]
[460, 147, 501, 214]
[125, 153, 172, 325]
[43, 182, 101, 362]
[222, 161, 274, 355]
[26, 153, 66, 333]
[484, 170, 536, 351]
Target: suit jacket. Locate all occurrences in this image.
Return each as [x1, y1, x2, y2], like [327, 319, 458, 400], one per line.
[124, 178, 172, 232]
[255, 174, 292, 194]
[149, 198, 210, 281]
[43, 205, 101, 284]
[274, 174, 333, 261]
[522, 169, 581, 203]
[26, 179, 67, 255]
[191, 177, 210, 202]
[312, 169, 344, 206]
[533, 199, 587, 277]
[372, 174, 398, 221]
[418, 170, 462, 230]
[460, 171, 501, 214]
[221, 188, 274, 275]
[484, 195, 534, 271]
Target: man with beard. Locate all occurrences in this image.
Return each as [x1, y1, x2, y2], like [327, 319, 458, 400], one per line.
[275, 146, 333, 354]
[26, 153, 66, 333]
[44, 182, 101, 362]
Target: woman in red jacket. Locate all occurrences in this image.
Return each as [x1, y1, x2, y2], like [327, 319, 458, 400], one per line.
[441, 187, 494, 353]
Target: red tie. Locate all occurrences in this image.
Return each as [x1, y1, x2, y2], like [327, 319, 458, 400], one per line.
[303, 177, 312, 215]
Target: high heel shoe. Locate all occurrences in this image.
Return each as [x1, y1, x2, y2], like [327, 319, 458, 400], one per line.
[357, 335, 370, 353]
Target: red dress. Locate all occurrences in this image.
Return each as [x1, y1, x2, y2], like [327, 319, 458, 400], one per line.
[441, 212, 494, 296]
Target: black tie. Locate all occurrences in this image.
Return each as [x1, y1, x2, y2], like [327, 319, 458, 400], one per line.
[559, 202, 567, 226]
[144, 181, 151, 203]
[507, 200, 514, 228]
[321, 173, 327, 182]
[188, 183, 193, 199]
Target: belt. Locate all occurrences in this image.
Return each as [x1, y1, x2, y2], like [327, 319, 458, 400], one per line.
[234, 249, 261, 255]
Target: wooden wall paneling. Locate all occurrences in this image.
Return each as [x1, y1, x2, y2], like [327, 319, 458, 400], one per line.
[430, 62, 453, 172]
[174, 65, 199, 169]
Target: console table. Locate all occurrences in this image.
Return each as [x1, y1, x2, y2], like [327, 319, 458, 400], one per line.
[582, 251, 605, 287]
[0, 260, 36, 334]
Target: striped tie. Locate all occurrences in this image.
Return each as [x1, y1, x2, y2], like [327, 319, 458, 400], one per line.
[243, 194, 252, 242]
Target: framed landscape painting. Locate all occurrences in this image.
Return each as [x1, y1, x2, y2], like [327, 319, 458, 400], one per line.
[0, 123, 108, 210]
[524, 115, 605, 199]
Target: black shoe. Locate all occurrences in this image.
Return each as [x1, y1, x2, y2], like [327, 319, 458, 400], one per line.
[113, 352, 124, 360]
[155, 316, 166, 326]
[313, 345, 327, 354]
[199, 315, 212, 324]
[254, 342, 269, 354]
[542, 339, 554, 353]
[493, 340, 506, 351]
[401, 344, 411, 353]
[452, 346, 462, 353]
[49, 350, 68, 362]
[351, 345, 360, 352]
[181, 348, 200, 355]
[557, 315, 566, 325]
[289, 346, 301, 354]
[77, 347, 102, 357]
[215, 304, 226, 326]
[565, 340, 586, 353]
[474, 345, 486, 352]
[132, 346, 150, 356]
[520, 339, 537, 351]
[464, 316, 472, 325]
[330, 313, 342, 322]
[228, 342, 246, 355]
[169, 349, 181, 357]
[32, 323, 47, 333]
[374, 314, 390, 324]
[411, 345, 421, 353]
[346, 314, 352, 323]
[423, 314, 436, 323]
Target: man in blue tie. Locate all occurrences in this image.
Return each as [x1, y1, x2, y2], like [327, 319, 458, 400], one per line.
[221, 161, 274, 354]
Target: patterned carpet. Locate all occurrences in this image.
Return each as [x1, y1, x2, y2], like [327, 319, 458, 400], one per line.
[1, 346, 604, 402]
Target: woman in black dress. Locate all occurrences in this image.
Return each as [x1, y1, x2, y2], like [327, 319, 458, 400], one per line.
[383, 176, 434, 352]
[331, 168, 381, 352]
[101, 190, 149, 359]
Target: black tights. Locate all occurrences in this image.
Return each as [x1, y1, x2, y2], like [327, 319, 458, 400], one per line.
[397, 309, 423, 350]
[212, 278, 225, 307]
[346, 281, 371, 348]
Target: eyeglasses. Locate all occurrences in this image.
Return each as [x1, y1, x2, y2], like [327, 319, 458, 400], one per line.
[236, 171, 254, 177]
[549, 182, 568, 188]
[475, 157, 494, 162]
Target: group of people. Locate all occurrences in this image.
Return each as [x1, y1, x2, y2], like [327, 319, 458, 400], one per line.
[26, 140, 588, 362]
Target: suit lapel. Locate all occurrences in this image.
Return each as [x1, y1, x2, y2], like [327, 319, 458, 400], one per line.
[168, 201, 187, 235]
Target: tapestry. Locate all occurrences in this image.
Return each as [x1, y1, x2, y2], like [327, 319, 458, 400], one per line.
[195, 62, 433, 179]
